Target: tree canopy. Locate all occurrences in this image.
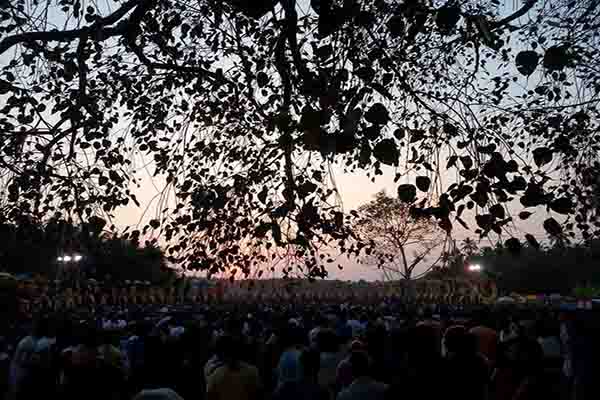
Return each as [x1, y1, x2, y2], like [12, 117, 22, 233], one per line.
[1, 0, 599, 277]
[354, 191, 446, 279]
[470, 240, 600, 294]
[0, 217, 173, 283]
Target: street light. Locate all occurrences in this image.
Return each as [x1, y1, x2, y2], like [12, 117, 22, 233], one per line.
[57, 254, 83, 263]
[468, 264, 482, 272]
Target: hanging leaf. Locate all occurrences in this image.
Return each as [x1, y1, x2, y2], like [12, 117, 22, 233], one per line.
[543, 45, 571, 72]
[387, 15, 404, 37]
[271, 223, 282, 244]
[543, 217, 562, 236]
[257, 186, 268, 204]
[364, 103, 389, 125]
[532, 147, 553, 167]
[397, 184, 417, 203]
[255, 222, 271, 238]
[436, 5, 461, 35]
[489, 204, 505, 219]
[393, 128, 405, 140]
[549, 197, 573, 215]
[504, 237, 521, 255]
[415, 176, 431, 192]
[519, 211, 533, 220]
[460, 155, 473, 170]
[373, 139, 399, 166]
[298, 181, 318, 198]
[256, 72, 269, 87]
[525, 234, 540, 249]
[515, 50, 540, 76]
[475, 214, 494, 231]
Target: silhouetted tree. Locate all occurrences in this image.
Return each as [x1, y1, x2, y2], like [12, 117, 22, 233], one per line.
[472, 240, 600, 294]
[354, 191, 447, 280]
[1, 0, 599, 276]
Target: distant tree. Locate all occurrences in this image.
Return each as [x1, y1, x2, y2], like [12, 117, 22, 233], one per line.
[0, 217, 172, 283]
[86, 235, 174, 284]
[354, 191, 447, 280]
[474, 239, 600, 294]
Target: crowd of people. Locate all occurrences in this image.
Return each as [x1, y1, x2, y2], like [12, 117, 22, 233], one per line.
[1, 301, 599, 400]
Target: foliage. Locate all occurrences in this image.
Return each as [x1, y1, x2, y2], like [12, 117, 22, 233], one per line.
[472, 240, 600, 294]
[1, 0, 600, 276]
[354, 191, 446, 279]
[0, 217, 173, 283]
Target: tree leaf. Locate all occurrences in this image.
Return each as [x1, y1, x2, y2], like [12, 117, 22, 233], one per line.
[525, 233, 540, 249]
[415, 176, 431, 192]
[543, 217, 562, 236]
[489, 204, 505, 219]
[504, 237, 521, 255]
[373, 139, 399, 166]
[149, 219, 160, 229]
[515, 50, 540, 76]
[460, 155, 473, 170]
[258, 186, 268, 204]
[397, 184, 417, 203]
[532, 147, 553, 167]
[519, 211, 533, 220]
[256, 72, 269, 87]
[436, 6, 461, 35]
[543, 45, 571, 71]
[549, 197, 573, 215]
[365, 103, 389, 125]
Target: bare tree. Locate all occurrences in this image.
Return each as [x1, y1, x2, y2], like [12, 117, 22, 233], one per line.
[354, 191, 447, 280]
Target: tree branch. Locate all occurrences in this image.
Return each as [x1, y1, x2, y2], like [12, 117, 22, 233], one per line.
[492, 0, 538, 28]
[0, 0, 141, 56]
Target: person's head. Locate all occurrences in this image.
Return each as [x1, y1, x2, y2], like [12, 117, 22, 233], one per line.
[316, 329, 339, 353]
[279, 324, 303, 349]
[407, 323, 440, 361]
[443, 325, 477, 357]
[349, 350, 370, 379]
[32, 316, 50, 338]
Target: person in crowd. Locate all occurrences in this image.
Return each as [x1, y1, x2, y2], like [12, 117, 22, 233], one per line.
[535, 317, 561, 367]
[9, 316, 55, 399]
[385, 324, 445, 400]
[206, 334, 262, 400]
[470, 323, 499, 367]
[336, 340, 368, 391]
[133, 388, 185, 400]
[273, 349, 329, 400]
[337, 351, 387, 400]
[316, 329, 343, 395]
[443, 325, 490, 400]
[275, 325, 303, 389]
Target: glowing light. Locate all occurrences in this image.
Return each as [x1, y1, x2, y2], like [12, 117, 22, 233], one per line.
[74, 255, 83, 262]
[63, 255, 72, 262]
[468, 264, 482, 272]
[57, 257, 64, 262]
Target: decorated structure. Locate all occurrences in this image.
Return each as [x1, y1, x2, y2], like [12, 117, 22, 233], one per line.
[1, 273, 497, 313]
